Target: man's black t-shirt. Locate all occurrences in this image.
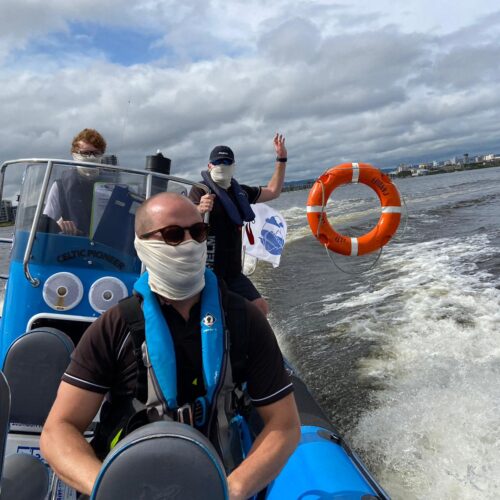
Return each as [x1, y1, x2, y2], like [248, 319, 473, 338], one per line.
[189, 184, 260, 280]
[63, 289, 292, 408]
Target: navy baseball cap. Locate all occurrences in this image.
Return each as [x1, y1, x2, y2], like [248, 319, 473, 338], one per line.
[209, 145, 235, 164]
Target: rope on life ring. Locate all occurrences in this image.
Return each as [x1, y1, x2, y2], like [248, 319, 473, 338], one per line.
[306, 162, 402, 256]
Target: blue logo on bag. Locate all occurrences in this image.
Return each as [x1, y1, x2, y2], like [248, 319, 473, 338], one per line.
[259, 216, 285, 256]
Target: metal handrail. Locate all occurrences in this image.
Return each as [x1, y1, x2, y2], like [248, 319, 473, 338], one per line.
[0, 158, 210, 287]
[22, 160, 55, 286]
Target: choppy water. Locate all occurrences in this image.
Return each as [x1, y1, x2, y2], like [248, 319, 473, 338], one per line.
[252, 166, 500, 499]
[0, 166, 498, 499]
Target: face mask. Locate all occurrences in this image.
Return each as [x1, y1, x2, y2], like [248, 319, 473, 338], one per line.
[72, 152, 103, 163]
[210, 163, 235, 189]
[72, 153, 102, 178]
[134, 236, 207, 300]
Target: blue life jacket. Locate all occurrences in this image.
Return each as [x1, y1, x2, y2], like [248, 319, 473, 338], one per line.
[201, 170, 255, 226]
[133, 268, 224, 410]
[91, 272, 249, 471]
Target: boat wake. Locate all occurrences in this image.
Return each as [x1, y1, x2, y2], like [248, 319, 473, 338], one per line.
[342, 235, 500, 499]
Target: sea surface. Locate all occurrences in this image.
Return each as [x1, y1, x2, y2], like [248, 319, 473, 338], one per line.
[0, 166, 498, 499]
[252, 166, 500, 499]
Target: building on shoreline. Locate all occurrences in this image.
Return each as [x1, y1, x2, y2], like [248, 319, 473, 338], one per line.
[389, 152, 500, 178]
[0, 200, 15, 225]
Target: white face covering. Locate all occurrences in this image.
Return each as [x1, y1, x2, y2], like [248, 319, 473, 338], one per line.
[72, 152, 102, 178]
[72, 152, 103, 163]
[134, 236, 207, 300]
[209, 163, 236, 189]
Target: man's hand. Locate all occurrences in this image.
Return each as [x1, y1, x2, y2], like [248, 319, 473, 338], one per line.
[227, 393, 300, 499]
[274, 133, 287, 159]
[197, 193, 215, 214]
[57, 218, 82, 235]
[257, 134, 288, 203]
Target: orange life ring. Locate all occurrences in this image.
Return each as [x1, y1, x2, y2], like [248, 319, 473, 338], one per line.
[306, 162, 401, 256]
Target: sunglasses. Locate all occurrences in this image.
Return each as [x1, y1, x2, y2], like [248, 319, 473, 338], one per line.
[211, 158, 233, 166]
[74, 150, 103, 157]
[140, 222, 209, 246]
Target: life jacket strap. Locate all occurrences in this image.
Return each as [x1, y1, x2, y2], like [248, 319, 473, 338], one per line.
[176, 404, 193, 425]
[141, 341, 168, 418]
[194, 397, 208, 427]
[212, 322, 239, 472]
[118, 295, 147, 402]
[141, 338, 210, 428]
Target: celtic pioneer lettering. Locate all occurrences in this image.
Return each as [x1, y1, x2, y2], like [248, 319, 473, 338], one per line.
[56, 249, 125, 270]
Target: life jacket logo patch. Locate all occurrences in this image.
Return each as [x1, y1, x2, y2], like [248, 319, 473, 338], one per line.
[202, 313, 216, 327]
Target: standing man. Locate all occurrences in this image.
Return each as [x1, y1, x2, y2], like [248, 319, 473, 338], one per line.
[44, 128, 107, 235]
[40, 193, 300, 499]
[189, 133, 288, 316]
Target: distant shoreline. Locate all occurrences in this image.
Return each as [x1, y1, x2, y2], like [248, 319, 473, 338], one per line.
[279, 161, 499, 192]
[389, 160, 499, 179]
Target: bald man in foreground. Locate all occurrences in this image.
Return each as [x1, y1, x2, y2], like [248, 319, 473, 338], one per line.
[41, 192, 300, 499]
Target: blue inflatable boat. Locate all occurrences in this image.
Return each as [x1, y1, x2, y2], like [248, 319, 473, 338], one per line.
[0, 158, 389, 499]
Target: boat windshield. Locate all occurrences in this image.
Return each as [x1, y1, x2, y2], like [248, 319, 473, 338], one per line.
[11, 160, 195, 274]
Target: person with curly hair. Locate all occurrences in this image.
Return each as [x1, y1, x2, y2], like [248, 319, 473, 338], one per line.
[43, 128, 107, 235]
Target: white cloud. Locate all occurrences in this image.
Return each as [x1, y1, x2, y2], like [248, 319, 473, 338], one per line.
[1, 0, 500, 187]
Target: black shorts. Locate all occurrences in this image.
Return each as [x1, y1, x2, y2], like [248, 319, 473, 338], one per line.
[224, 273, 261, 301]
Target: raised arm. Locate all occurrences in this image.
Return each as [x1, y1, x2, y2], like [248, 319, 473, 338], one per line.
[40, 382, 105, 495]
[226, 393, 300, 500]
[257, 133, 288, 203]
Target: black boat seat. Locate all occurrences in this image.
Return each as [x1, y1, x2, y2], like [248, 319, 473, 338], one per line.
[91, 421, 228, 500]
[2, 327, 74, 426]
[0, 370, 49, 500]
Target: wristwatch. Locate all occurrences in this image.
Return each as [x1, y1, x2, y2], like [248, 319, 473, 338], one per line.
[276, 157, 287, 163]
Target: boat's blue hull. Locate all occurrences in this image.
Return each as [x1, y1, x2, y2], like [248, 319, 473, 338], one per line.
[264, 372, 389, 499]
[267, 425, 384, 499]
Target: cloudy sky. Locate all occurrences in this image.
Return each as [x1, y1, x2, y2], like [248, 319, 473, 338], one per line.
[2, 0, 500, 185]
